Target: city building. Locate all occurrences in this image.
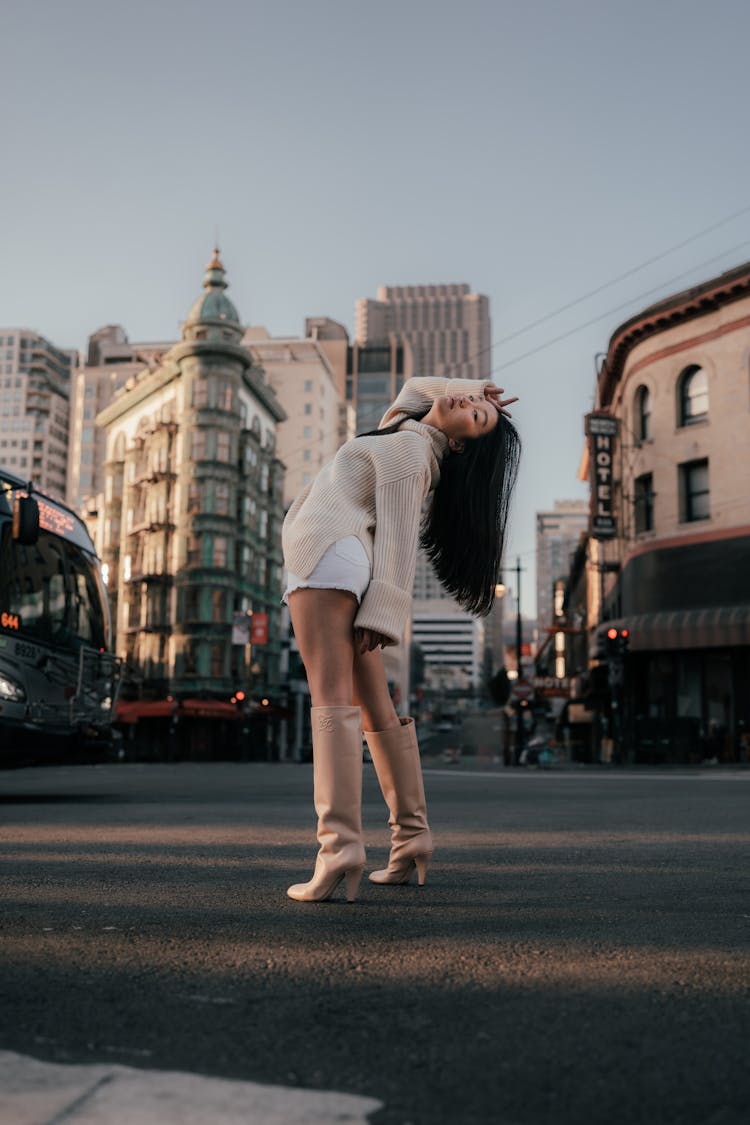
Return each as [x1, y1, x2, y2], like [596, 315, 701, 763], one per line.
[243, 327, 353, 507]
[535, 500, 589, 628]
[304, 317, 349, 399]
[97, 250, 286, 713]
[355, 283, 491, 380]
[346, 336, 414, 432]
[355, 282, 494, 699]
[67, 326, 173, 511]
[0, 328, 76, 499]
[573, 258, 750, 761]
[412, 601, 485, 693]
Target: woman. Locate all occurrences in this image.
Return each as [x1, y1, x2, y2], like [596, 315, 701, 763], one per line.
[283, 376, 520, 902]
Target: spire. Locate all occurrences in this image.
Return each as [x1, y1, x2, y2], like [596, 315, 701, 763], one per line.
[183, 248, 241, 337]
[203, 247, 228, 291]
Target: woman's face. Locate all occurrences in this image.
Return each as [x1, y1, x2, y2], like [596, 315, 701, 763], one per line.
[422, 394, 499, 449]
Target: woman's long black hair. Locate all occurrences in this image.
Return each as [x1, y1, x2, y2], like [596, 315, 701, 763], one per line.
[359, 410, 521, 616]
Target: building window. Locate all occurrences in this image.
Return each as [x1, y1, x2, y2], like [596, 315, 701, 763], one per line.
[216, 432, 231, 462]
[634, 472, 654, 533]
[215, 481, 230, 515]
[635, 385, 651, 441]
[214, 537, 228, 567]
[191, 430, 207, 460]
[219, 382, 233, 411]
[678, 365, 708, 426]
[212, 589, 226, 622]
[183, 588, 200, 620]
[182, 640, 198, 675]
[210, 644, 224, 678]
[187, 482, 201, 513]
[680, 458, 710, 522]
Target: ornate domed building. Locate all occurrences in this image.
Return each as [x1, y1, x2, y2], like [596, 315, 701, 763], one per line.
[98, 251, 286, 746]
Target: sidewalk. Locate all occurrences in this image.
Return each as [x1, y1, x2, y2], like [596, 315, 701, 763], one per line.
[0, 1051, 381, 1125]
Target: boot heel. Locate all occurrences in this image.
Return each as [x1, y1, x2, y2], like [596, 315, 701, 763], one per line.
[345, 865, 365, 902]
[414, 855, 431, 886]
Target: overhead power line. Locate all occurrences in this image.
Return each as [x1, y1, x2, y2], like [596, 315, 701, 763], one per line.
[490, 239, 750, 377]
[468, 200, 750, 368]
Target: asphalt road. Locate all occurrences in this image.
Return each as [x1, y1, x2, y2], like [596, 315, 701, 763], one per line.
[1, 758, 749, 1125]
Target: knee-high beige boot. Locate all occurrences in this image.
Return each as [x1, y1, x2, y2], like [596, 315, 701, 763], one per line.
[287, 705, 366, 903]
[365, 717, 433, 885]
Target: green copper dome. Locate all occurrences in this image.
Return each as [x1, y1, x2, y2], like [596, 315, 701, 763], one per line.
[185, 249, 241, 327]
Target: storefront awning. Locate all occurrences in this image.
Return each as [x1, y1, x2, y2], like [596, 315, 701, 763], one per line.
[599, 604, 750, 652]
[115, 699, 178, 724]
[180, 699, 241, 720]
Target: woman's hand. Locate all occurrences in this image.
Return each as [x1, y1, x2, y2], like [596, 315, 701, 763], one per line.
[483, 384, 519, 418]
[354, 627, 390, 654]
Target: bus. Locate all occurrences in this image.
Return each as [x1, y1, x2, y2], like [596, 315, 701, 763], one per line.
[0, 468, 121, 752]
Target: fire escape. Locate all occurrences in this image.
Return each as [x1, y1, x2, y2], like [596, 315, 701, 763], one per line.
[123, 419, 178, 694]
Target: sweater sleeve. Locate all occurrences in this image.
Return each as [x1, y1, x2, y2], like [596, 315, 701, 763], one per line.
[379, 376, 492, 428]
[353, 471, 427, 645]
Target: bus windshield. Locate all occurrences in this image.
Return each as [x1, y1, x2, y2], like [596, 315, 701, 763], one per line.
[0, 524, 108, 650]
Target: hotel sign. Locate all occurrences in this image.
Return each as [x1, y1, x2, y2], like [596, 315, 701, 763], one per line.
[586, 413, 618, 539]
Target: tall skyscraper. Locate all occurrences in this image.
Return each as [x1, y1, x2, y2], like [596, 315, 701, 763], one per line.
[0, 328, 76, 499]
[355, 283, 491, 380]
[355, 283, 494, 693]
[535, 500, 589, 627]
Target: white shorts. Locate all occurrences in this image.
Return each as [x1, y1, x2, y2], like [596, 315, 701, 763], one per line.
[283, 536, 371, 605]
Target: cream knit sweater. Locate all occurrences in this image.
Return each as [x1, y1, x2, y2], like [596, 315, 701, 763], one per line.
[282, 376, 491, 644]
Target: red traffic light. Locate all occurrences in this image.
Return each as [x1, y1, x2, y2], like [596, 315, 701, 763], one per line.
[235, 690, 246, 702]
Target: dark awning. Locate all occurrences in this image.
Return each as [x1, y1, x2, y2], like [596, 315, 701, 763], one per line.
[180, 699, 241, 720]
[597, 605, 750, 652]
[115, 699, 178, 724]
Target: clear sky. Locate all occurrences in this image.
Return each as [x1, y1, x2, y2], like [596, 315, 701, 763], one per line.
[3, 0, 750, 616]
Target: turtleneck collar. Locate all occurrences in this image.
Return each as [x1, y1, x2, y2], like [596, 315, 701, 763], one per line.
[398, 418, 450, 486]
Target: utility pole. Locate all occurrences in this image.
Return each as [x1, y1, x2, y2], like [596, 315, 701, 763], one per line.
[512, 557, 524, 766]
[497, 558, 526, 766]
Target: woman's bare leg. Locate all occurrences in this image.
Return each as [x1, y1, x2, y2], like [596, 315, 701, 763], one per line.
[287, 588, 359, 705]
[353, 647, 401, 732]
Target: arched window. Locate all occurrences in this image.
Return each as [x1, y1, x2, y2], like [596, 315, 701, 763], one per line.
[678, 365, 708, 426]
[635, 385, 651, 441]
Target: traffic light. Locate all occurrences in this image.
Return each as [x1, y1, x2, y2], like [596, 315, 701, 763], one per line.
[604, 627, 630, 658]
[606, 627, 619, 658]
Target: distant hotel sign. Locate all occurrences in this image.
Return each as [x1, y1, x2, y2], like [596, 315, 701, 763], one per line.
[586, 413, 618, 539]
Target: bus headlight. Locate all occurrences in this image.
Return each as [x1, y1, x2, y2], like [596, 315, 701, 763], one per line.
[0, 673, 26, 703]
